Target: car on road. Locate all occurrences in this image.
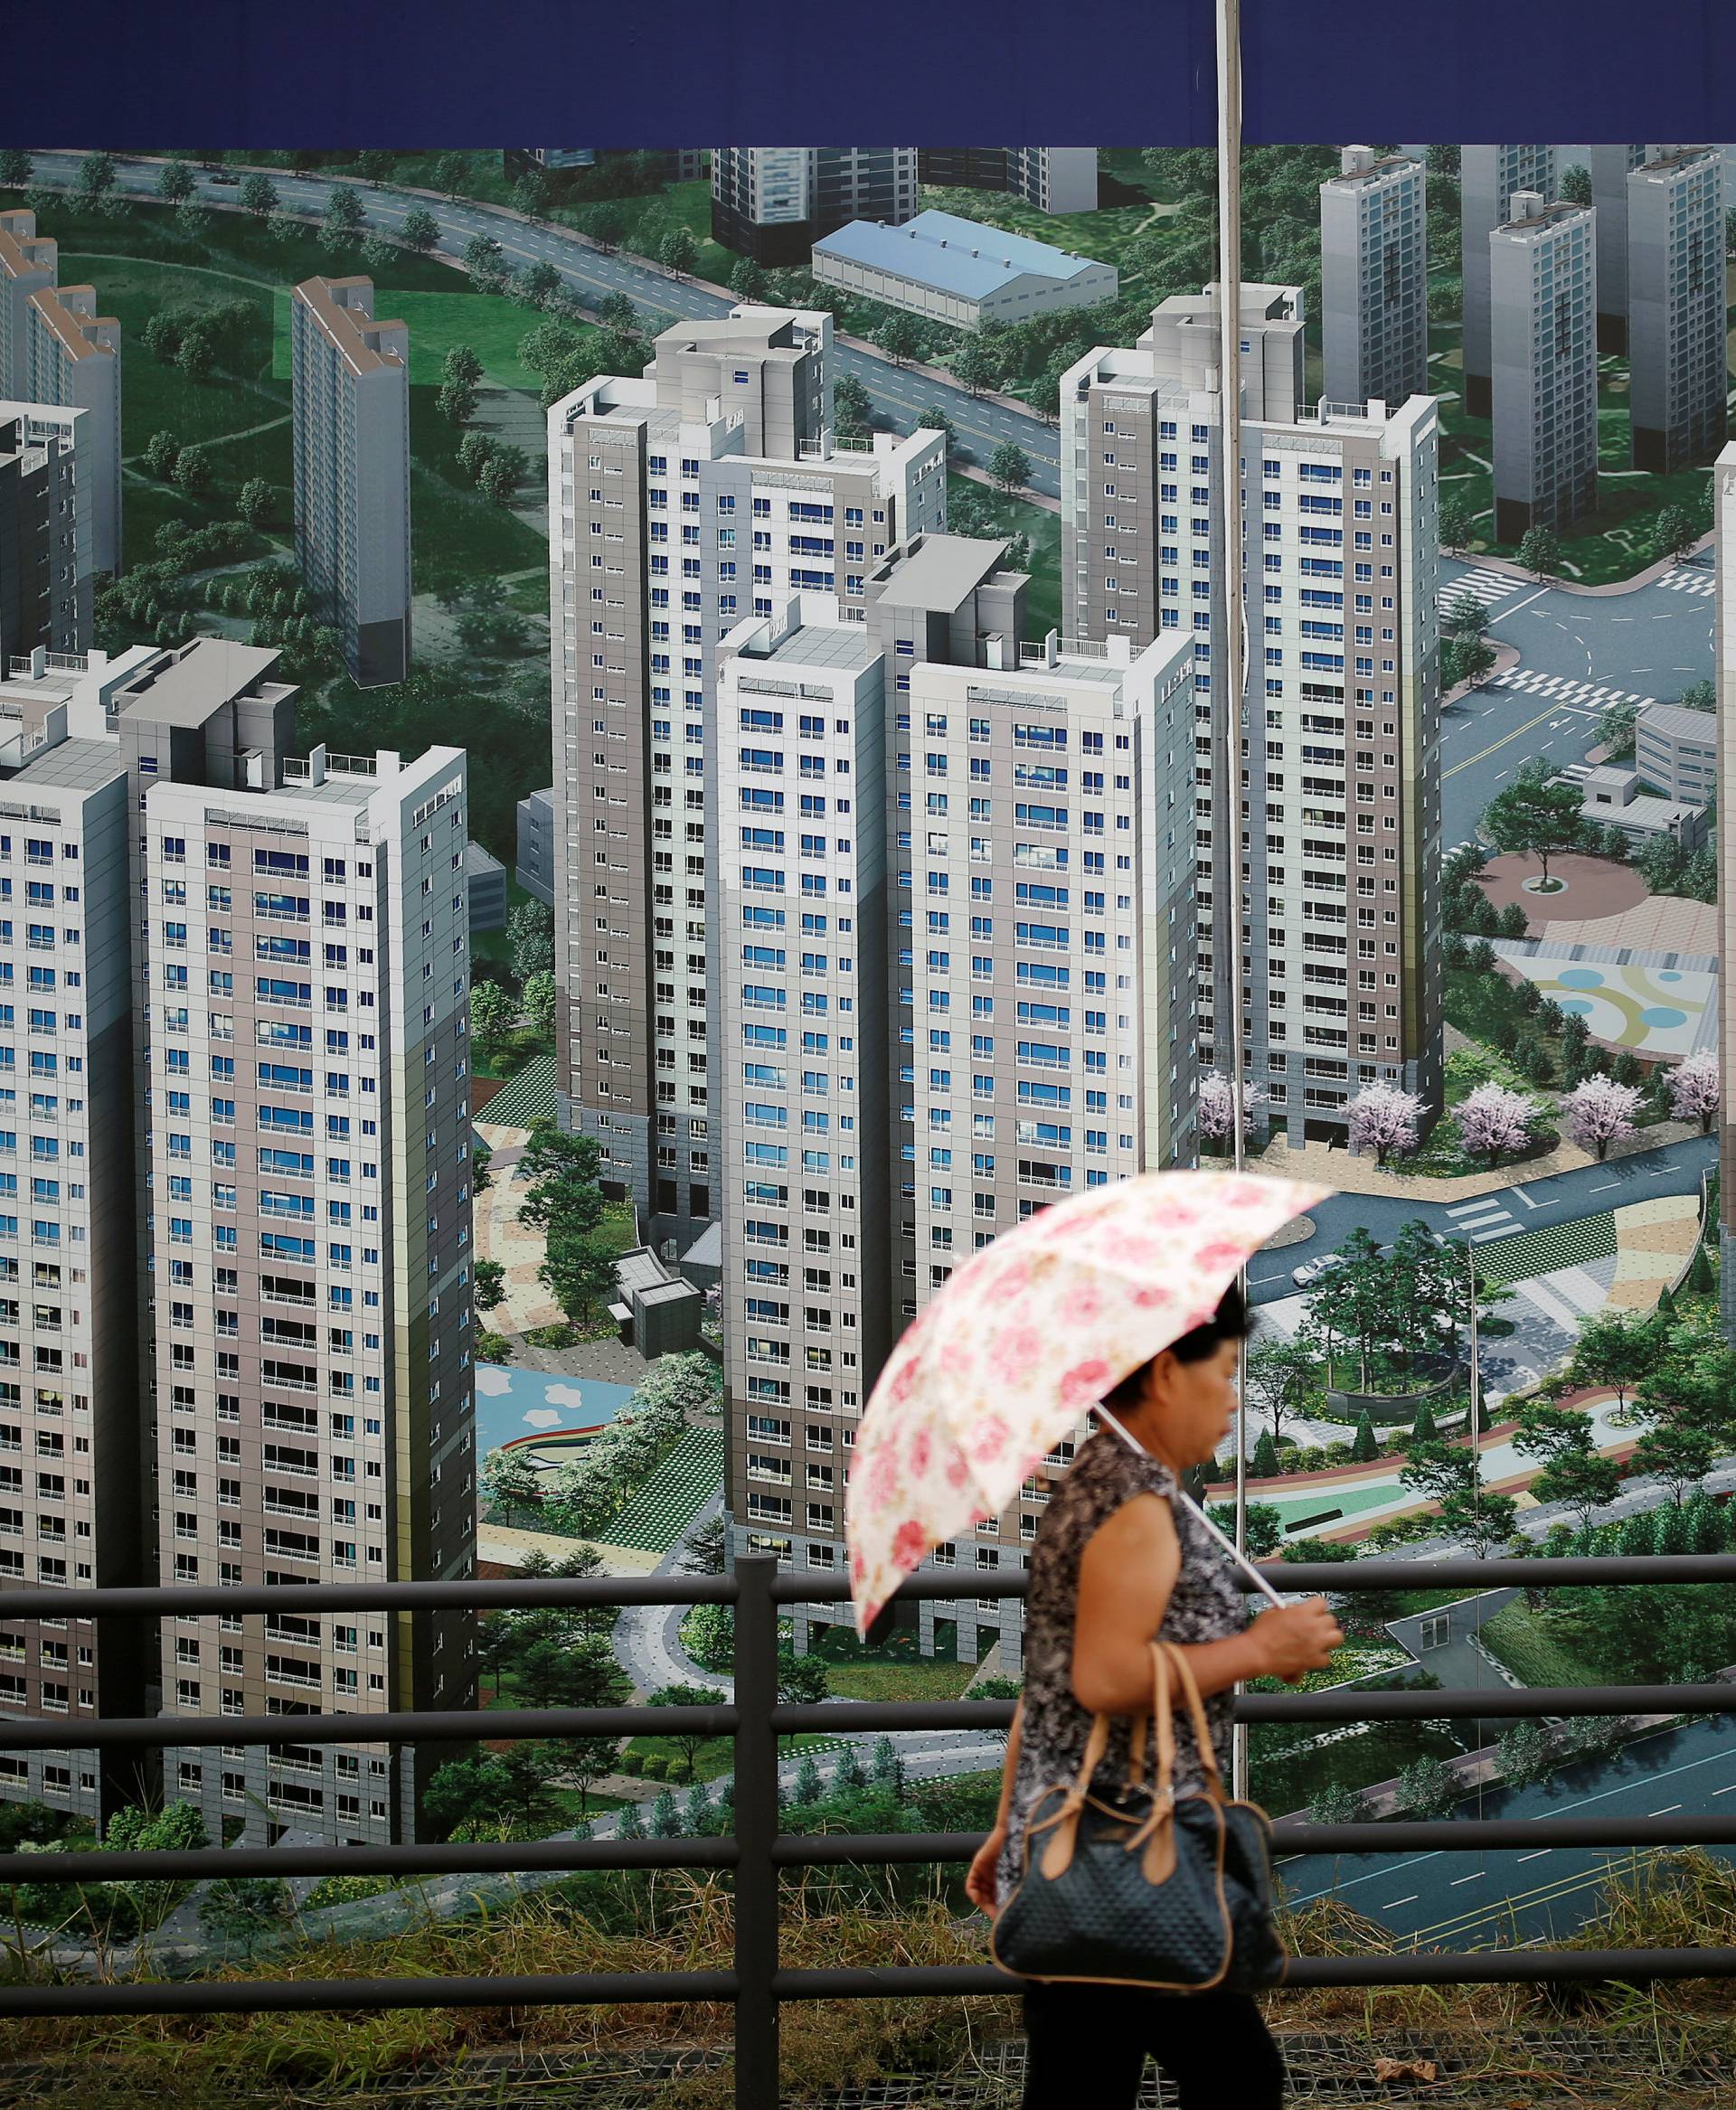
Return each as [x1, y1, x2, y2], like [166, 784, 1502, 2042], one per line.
[1291, 1253, 1337, 1289]
[210, 171, 241, 185]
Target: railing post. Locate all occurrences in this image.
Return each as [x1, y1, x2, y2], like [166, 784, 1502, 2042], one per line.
[732, 1551, 779, 2110]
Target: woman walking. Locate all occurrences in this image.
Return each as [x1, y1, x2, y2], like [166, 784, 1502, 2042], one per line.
[965, 1285, 1343, 2109]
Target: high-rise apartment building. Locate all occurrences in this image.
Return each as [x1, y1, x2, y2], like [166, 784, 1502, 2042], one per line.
[1589, 144, 1652, 353]
[917, 149, 1099, 215]
[1319, 147, 1429, 413]
[1717, 440, 1736, 1342]
[1627, 146, 1727, 475]
[0, 637, 476, 1842]
[711, 149, 919, 266]
[716, 542, 1199, 1653]
[290, 277, 410, 690]
[1490, 191, 1599, 542]
[1460, 145, 1556, 418]
[1061, 289, 1445, 1144]
[0, 402, 90, 661]
[546, 306, 946, 1252]
[24, 285, 120, 583]
[0, 211, 57, 402]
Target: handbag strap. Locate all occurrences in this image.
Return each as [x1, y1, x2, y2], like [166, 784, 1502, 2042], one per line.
[1159, 1640, 1227, 1804]
[1039, 1639, 1176, 1880]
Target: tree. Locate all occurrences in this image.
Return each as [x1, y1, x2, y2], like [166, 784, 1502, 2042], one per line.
[1250, 1427, 1281, 1478]
[236, 477, 273, 530]
[228, 169, 278, 221]
[72, 152, 117, 209]
[198, 1877, 294, 1958]
[156, 159, 196, 203]
[464, 232, 508, 291]
[878, 312, 921, 366]
[988, 440, 1031, 494]
[473, 1258, 507, 1311]
[1440, 632, 1496, 692]
[1677, 677, 1716, 713]
[1563, 1076, 1642, 1162]
[514, 170, 553, 224]
[435, 152, 470, 202]
[541, 1218, 618, 1323]
[1242, 1339, 1322, 1447]
[1196, 1069, 1269, 1153]
[478, 456, 521, 507]
[401, 203, 440, 254]
[1443, 590, 1488, 636]
[917, 404, 957, 454]
[481, 1446, 542, 1524]
[647, 1683, 727, 1782]
[321, 184, 364, 243]
[1496, 1719, 1554, 1789]
[519, 1123, 608, 1238]
[776, 1647, 831, 1707]
[870, 1737, 907, 1801]
[1456, 1081, 1543, 1168]
[1666, 1050, 1720, 1135]
[1398, 1439, 1517, 1551]
[584, 202, 627, 254]
[142, 429, 181, 481]
[524, 969, 557, 1041]
[1439, 495, 1477, 552]
[729, 255, 769, 302]
[443, 343, 485, 391]
[1516, 524, 1561, 579]
[832, 373, 873, 439]
[171, 445, 212, 497]
[1631, 1422, 1716, 1504]
[1207, 1501, 1284, 1557]
[1351, 1410, 1380, 1465]
[680, 1512, 731, 1578]
[1513, 1401, 1595, 1466]
[1530, 1449, 1622, 1530]
[1483, 769, 1585, 889]
[952, 340, 1000, 396]
[0, 151, 32, 190]
[1558, 163, 1594, 207]
[1308, 1781, 1367, 1826]
[659, 227, 698, 278]
[1395, 1756, 1462, 1818]
[508, 896, 556, 982]
[438, 376, 477, 427]
[792, 1754, 825, 1805]
[356, 149, 397, 189]
[1655, 504, 1703, 564]
[469, 978, 516, 1064]
[1346, 1080, 1424, 1166]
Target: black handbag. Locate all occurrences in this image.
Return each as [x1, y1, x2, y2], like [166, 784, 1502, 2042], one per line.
[990, 1640, 1287, 1992]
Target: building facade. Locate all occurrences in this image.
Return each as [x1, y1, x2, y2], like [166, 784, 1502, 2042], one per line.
[546, 307, 947, 1254]
[515, 786, 556, 906]
[0, 212, 56, 404]
[1627, 146, 1727, 475]
[1319, 147, 1429, 414]
[1635, 698, 1717, 805]
[1061, 288, 1445, 1145]
[24, 286, 120, 584]
[1589, 144, 1651, 353]
[0, 402, 90, 663]
[917, 148, 1099, 216]
[1489, 192, 1599, 542]
[711, 149, 920, 267]
[1717, 441, 1736, 1342]
[1460, 144, 1556, 418]
[290, 277, 411, 690]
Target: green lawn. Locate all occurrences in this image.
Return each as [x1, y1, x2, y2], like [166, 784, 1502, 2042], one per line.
[803, 1617, 980, 1705]
[1255, 1720, 1467, 1822]
[269, 283, 583, 393]
[1478, 1601, 1606, 1688]
[948, 473, 1061, 640]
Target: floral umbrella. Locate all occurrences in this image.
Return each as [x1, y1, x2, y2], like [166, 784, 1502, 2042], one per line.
[846, 1169, 1332, 1634]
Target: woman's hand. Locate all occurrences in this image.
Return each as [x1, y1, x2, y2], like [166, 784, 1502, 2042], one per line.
[966, 1824, 1006, 1917]
[1247, 1597, 1344, 1684]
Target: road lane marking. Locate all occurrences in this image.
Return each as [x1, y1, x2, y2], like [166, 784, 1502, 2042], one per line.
[1651, 1804, 1683, 1815]
[1518, 1850, 1552, 1861]
[1382, 1894, 1419, 1908]
[1450, 1870, 1484, 1885]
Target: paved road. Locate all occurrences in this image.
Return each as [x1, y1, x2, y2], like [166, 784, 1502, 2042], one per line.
[25, 153, 1062, 498]
[1438, 551, 1714, 847]
[1277, 1712, 1736, 1950]
[1247, 1129, 1716, 1309]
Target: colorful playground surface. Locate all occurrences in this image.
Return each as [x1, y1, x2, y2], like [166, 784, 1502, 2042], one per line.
[1492, 939, 1716, 1059]
[474, 1362, 637, 1464]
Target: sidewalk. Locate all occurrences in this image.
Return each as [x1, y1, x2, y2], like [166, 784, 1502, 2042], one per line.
[1255, 1117, 1699, 1203]
[1444, 536, 1712, 598]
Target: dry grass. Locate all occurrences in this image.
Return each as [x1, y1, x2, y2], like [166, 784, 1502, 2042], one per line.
[8, 1858, 1736, 2105]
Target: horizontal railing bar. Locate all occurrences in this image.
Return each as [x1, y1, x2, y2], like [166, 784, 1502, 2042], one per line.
[0, 1576, 737, 1620]
[1235, 1683, 1735, 1722]
[0, 1836, 741, 1886]
[0, 1970, 742, 2019]
[1274, 1814, 1736, 1852]
[774, 1700, 1016, 1734]
[0, 1703, 737, 1751]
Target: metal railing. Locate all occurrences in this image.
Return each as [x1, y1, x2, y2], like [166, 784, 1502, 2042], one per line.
[4, 1554, 1736, 2101]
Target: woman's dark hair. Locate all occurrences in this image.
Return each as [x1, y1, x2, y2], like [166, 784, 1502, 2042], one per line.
[1097, 1283, 1252, 1414]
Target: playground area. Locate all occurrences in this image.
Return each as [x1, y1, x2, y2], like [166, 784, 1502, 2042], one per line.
[1491, 937, 1717, 1060]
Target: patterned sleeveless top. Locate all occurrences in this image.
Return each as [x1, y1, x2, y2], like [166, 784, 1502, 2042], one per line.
[995, 1427, 1248, 1899]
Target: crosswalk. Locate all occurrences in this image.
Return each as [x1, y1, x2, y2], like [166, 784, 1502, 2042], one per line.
[1486, 665, 1653, 714]
[1444, 1194, 1520, 1245]
[1438, 566, 1524, 615]
[1657, 565, 1715, 598]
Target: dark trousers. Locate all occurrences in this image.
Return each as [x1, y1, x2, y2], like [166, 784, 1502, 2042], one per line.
[1022, 1980, 1285, 2108]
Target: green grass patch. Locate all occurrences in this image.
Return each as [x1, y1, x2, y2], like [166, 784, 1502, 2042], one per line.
[269, 284, 580, 392]
[1256, 1720, 1466, 1822]
[948, 474, 1060, 640]
[472, 1024, 552, 1080]
[407, 386, 548, 593]
[1478, 1601, 1606, 1688]
[1473, 1211, 1619, 1290]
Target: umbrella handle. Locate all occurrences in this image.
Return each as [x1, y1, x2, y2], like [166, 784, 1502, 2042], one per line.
[1094, 1406, 1290, 1606]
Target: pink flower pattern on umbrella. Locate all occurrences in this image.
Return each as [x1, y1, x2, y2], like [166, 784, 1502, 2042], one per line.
[845, 1169, 1332, 1633]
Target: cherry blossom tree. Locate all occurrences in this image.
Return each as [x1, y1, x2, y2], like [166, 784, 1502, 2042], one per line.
[1665, 1050, 1721, 1135]
[1197, 1069, 1269, 1154]
[1563, 1076, 1643, 1162]
[1346, 1081, 1424, 1166]
[1456, 1081, 1543, 1169]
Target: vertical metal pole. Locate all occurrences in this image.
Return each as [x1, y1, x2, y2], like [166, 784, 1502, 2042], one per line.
[1215, 0, 1253, 1803]
[1467, 1247, 1481, 1441]
[732, 1553, 779, 2110]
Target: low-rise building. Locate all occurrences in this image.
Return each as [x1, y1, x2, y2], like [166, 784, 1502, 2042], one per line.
[1573, 762, 1707, 850]
[514, 787, 555, 907]
[465, 840, 506, 933]
[811, 210, 1117, 332]
[1635, 702, 1717, 805]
